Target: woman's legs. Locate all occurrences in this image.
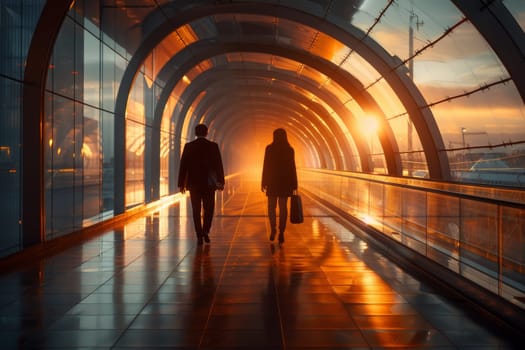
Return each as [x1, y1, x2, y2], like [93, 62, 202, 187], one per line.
[267, 195, 277, 240]
[268, 195, 289, 243]
[277, 196, 288, 242]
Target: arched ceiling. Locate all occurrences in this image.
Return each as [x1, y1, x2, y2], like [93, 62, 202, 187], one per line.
[108, 0, 524, 182]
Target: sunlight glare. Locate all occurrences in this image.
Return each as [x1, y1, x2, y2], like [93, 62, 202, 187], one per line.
[361, 115, 379, 135]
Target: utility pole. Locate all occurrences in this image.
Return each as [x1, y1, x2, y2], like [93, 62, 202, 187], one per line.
[408, 10, 423, 176]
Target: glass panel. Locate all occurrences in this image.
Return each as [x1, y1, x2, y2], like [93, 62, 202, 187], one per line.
[388, 114, 427, 177]
[310, 32, 348, 64]
[367, 80, 406, 119]
[299, 65, 328, 86]
[47, 95, 76, 239]
[400, 151, 428, 178]
[460, 199, 498, 292]
[44, 93, 54, 236]
[340, 52, 382, 89]
[340, 0, 390, 33]
[127, 72, 146, 123]
[126, 119, 145, 207]
[102, 111, 114, 212]
[0, 1, 45, 80]
[102, 44, 117, 112]
[371, 153, 387, 175]
[402, 188, 426, 253]
[160, 129, 170, 197]
[0, 1, 22, 79]
[84, 29, 101, 107]
[51, 17, 76, 98]
[427, 193, 460, 272]
[74, 0, 101, 38]
[73, 102, 84, 231]
[383, 185, 402, 241]
[0, 79, 21, 257]
[501, 206, 525, 299]
[414, 22, 510, 102]
[83, 105, 102, 222]
[355, 181, 369, 217]
[368, 182, 384, 232]
[504, 0, 525, 32]
[148, 25, 200, 82]
[322, 81, 351, 105]
[100, 2, 155, 57]
[271, 55, 302, 72]
[161, 93, 177, 132]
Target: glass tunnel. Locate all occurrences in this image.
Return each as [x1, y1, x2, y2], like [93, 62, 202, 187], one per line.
[1, 0, 525, 338]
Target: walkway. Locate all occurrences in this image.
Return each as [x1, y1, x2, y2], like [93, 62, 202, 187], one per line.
[0, 182, 521, 349]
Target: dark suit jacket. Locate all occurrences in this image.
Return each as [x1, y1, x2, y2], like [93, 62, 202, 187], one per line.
[178, 137, 225, 192]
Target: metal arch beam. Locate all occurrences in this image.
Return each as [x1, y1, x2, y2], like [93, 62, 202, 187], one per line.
[22, 0, 74, 246]
[168, 66, 362, 168]
[190, 82, 348, 168]
[195, 93, 335, 168]
[452, 0, 525, 102]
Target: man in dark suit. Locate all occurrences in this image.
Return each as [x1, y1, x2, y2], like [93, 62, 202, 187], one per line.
[178, 124, 225, 245]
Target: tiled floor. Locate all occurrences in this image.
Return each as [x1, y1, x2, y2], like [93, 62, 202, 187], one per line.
[0, 184, 522, 349]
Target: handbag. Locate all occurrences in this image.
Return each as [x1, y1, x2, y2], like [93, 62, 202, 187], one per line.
[290, 194, 304, 224]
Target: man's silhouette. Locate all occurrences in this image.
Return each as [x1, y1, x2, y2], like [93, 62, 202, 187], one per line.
[178, 124, 224, 245]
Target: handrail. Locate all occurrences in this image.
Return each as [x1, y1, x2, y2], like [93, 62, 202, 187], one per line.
[301, 168, 525, 207]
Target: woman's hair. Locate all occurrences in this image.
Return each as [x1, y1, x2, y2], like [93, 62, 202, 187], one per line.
[273, 128, 288, 145]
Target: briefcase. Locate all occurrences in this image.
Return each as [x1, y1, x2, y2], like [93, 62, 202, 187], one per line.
[290, 194, 304, 224]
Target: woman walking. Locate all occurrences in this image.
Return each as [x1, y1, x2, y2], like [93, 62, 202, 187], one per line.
[261, 128, 298, 244]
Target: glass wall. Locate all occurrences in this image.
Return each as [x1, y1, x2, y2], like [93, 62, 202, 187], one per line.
[43, 0, 179, 239]
[0, 1, 45, 257]
[44, 1, 147, 238]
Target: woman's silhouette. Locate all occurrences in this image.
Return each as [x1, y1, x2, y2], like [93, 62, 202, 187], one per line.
[261, 128, 298, 244]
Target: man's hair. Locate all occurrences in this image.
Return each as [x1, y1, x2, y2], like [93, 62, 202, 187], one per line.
[195, 124, 208, 137]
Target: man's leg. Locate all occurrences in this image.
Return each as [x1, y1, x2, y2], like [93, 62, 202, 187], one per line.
[202, 190, 215, 242]
[189, 191, 204, 243]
